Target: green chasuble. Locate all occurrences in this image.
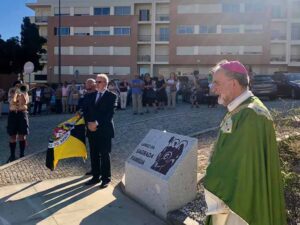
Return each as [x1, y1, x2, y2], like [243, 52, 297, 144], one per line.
[204, 96, 286, 225]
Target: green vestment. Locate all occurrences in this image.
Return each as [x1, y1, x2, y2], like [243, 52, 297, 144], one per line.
[204, 96, 287, 225]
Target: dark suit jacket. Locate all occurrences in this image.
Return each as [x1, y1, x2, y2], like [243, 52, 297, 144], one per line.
[82, 90, 117, 138]
[31, 88, 45, 102]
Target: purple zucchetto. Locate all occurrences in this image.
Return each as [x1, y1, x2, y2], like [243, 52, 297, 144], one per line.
[219, 61, 248, 75]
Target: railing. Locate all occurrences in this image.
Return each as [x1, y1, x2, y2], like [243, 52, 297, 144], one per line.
[35, 16, 48, 23]
[290, 55, 300, 62]
[155, 55, 169, 62]
[271, 33, 286, 40]
[155, 34, 169, 41]
[138, 35, 151, 42]
[156, 14, 170, 21]
[137, 55, 151, 62]
[138, 14, 151, 22]
[270, 55, 286, 62]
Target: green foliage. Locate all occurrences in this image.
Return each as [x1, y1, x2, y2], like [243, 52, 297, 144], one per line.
[277, 129, 300, 225]
[271, 106, 300, 224]
[21, 17, 46, 71]
[0, 17, 46, 74]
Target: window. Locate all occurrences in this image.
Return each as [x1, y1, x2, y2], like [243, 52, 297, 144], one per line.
[74, 27, 90, 36]
[244, 24, 263, 33]
[73, 66, 89, 74]
[291, 23, 300, 40]
[94, 7, 110, 15]
[113, 67, 130, 75]
[94, 31, 110, 36]
[198, 46, 217, 55]
[93, 66, 110, 74]
[54, 66, 71, 75]
[74, 47, 90, 55]
[291, 1, 300, 18]
[243, 46, 262, 55]
[74, 7, 90, 16]
[177, 4, 198, 14]
[221, 25, 240, 33]
[113, 47, 130, 55]
[139, 9, 150, 21]
[245, 3, 265, 13]
[199, 25, 217, 33]
[94, 47, 110, 55]
[114, 27, 130, 36]
[159, 28, 169, 41]
[222, 3, 239, 13]
[54, 27, 70, 36]
[54, 7, 70, 16]
[176, 47, 194, 55]
[54, 47, 70, 55]
[220, 46, 239, 55]
[115, 6, 131, 16]
[93, 27, 110, 36]
[271, 5, 285, 19]
[177, 25, 194, 34]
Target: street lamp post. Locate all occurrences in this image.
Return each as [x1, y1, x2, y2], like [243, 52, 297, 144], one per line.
[58, 0, 62, 83]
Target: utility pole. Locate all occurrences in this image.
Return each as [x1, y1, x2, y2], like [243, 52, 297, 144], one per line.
[58, 0, 62, 83]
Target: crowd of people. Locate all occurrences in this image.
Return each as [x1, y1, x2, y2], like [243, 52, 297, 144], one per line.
[0, 72, 217, 117]
[1, 60, 288, 224]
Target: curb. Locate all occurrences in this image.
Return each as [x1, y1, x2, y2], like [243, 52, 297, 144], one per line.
[0, 149, 46, 170]
[188, 126, 218, 137]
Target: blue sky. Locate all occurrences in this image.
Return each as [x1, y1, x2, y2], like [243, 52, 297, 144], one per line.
[0, 0, 34, 40]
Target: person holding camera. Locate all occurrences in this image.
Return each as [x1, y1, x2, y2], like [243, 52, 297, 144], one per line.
[7, 80, 29, 162]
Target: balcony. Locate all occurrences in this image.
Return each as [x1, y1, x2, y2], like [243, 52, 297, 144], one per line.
[271, 33, 286, 41]
[39, 54, 48, 63]
[290, 55, 300, 62]
[155, 55, 168, 62]
[270, 54, 286, 62]
[137, 55, 151, 62]
[156, 14, 170, 22]
[138, 35, 151, 42]
[35, 16, 48, 23]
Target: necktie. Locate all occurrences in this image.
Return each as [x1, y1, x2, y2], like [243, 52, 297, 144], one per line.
[95, 92, 102, 103]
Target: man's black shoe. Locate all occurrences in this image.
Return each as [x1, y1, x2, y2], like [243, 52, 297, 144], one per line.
[85, 178, 100, 185]
[99, 180, 110, 189]
[85, 171, 92, 176]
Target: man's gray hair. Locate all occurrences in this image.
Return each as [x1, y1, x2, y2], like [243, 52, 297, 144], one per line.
[224, 70, 249, 88]
[86, 78, 95, 84]
[96, 74, 109, 84]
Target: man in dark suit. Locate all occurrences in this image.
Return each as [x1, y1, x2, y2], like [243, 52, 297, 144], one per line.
[82, 74, 117, 188]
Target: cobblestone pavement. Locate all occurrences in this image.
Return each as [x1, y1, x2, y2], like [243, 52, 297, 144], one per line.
[0, 99, 299, 186]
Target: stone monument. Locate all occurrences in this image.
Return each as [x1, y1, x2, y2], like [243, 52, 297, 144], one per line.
[124, 129, 198, 219]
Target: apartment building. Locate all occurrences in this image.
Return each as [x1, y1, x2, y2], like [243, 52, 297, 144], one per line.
[26, 0, 300, 83]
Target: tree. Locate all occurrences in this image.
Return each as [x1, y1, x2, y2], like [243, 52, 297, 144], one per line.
[21, 17, 46, 72]
[0, 18, 46, 74]
[0, 35, 23, 74]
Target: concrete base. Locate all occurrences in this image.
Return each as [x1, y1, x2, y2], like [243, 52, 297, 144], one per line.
[125, 130, 198, 219]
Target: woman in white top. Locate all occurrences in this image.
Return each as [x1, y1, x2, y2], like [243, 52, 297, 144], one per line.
[166, 72, 178, 108]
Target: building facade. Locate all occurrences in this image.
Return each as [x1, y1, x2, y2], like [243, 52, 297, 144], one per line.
[26, 0, 300, 83]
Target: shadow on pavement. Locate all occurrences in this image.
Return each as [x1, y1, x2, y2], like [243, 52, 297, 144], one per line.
[0, 176, 100, 225]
